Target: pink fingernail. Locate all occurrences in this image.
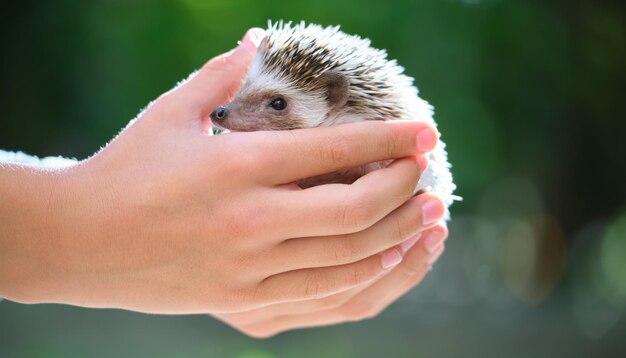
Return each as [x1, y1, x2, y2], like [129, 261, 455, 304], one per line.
[423, 227, 448, 254]
[381, 249, 403, 269]
[417, 127, 438, 152]
[419, 196, 444, 226]
[401, 234, 421, 253]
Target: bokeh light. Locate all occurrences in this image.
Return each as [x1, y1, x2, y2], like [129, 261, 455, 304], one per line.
[601, 213, 626, 301]
[569, 219, 626, 341]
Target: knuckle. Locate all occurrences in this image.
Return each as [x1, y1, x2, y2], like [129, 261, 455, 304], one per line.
[383, 131, 400, 159]
[392, 205, 421, 241]
[392, 215, 412, 242]
[319, 138, 352, 167]
[349, 263, 377, 286]
[332, 239, 360, 264]
[352, 203, 378, 230]
[338, 192, 378, 231]
[303, 273, 327, 300]
[337, 202, 355, 231]
[375, 122, 402, 158]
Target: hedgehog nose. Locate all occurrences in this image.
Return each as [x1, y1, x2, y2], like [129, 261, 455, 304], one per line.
[210, 106, 229, 121]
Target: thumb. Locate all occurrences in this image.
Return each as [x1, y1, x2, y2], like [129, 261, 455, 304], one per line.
[176, 28, 265, 115]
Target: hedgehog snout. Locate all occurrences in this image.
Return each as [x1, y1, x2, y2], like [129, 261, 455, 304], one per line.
[210, 105, 230, 121]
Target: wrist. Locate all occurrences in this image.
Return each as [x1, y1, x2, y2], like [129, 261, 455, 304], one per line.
[0, 163, 81, 304]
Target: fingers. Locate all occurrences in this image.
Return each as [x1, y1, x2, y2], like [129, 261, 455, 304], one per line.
[229, 120, 438, 185]
[214, 229, 431, 326]
[256, 250, 396, 305]
[335, 225, 448, 319]
[230, 226, 448, 338]
[274, 193, 445, 270]
[216, 225, 445, 328]
[173, 28, 265, 119]
[213, 288, 360, 327]
[264, 156, 425, 239]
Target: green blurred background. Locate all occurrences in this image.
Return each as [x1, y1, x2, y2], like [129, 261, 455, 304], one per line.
[2, 0, 626, 357]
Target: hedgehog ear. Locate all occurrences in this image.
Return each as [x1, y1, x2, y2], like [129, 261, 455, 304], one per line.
[319, 71, 349, 116]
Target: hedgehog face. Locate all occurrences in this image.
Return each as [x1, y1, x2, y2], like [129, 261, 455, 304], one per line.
[210, 75, 320, 131]
[210, 55, 350, 132]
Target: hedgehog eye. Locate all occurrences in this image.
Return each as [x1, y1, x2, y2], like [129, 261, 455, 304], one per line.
[269, 97, 287, 111]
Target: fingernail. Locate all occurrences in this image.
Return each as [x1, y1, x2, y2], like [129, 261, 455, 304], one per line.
[401, 234, 421, 253]
[423, 226, 448, 254]
[419, 196, 444, 226]
[427, 244, 445, 264]
[417, 127, 438, 152]
[416, 156, 429, 173]
[381, 249, 403, 269]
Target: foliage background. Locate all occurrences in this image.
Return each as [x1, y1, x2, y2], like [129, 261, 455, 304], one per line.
[1, 0, 625, 357]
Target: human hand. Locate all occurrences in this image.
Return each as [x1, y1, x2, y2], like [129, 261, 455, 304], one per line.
[1, 28, 445, 315]
[213, 220, 448, 338]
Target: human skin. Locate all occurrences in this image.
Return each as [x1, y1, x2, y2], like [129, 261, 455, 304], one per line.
[0, 28, 448, 335]
[214, 224, 448, 338]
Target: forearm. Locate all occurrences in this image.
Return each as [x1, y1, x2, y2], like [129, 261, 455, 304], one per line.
[0, 161, 73, 303]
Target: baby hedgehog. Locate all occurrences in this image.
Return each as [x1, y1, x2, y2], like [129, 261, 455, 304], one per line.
[211, 21, 458, 217]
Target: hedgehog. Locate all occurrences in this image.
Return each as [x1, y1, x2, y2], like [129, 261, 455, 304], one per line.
[211, 21, 458, 218]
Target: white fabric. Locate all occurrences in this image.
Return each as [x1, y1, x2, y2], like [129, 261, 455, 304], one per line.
[0, 150, 77, 167]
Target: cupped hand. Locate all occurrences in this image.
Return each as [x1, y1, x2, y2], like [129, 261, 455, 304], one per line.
[4, 28, 445, 316]
[214, 218, 449, 338]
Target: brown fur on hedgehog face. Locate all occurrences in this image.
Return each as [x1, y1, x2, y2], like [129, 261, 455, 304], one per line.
[210, 69, 351, 132]
[210, 89, 303, 132]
